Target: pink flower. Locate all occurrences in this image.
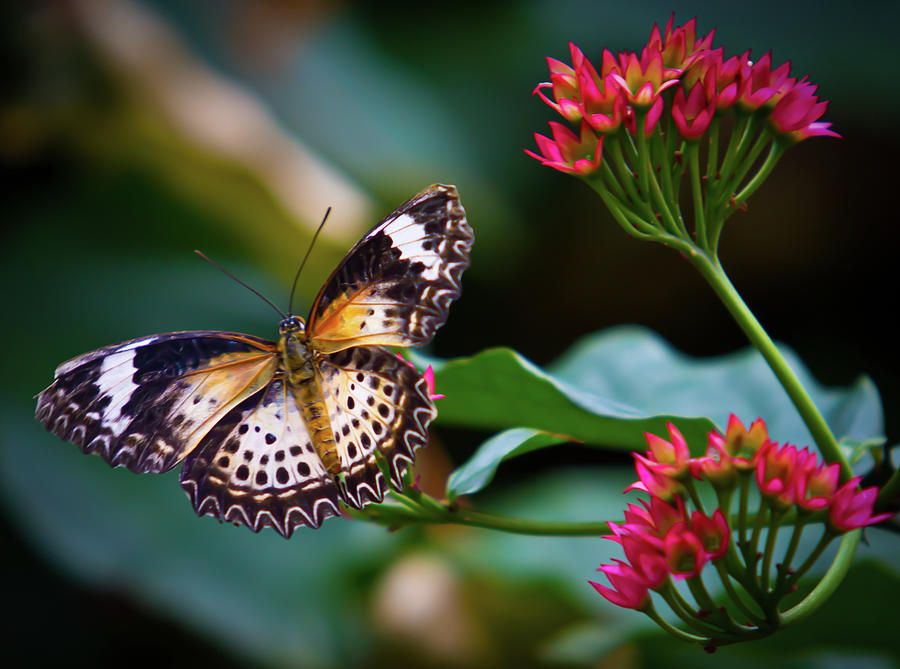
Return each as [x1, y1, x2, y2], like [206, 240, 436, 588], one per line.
[590, 560, 652, 609]
[672, 80, 717, 139]
[721, 414, 770, 470]
[578, 69, 625, 134]
[756, 441, 800, 508]
[663, 523, 708, 578]
[625, 457, 684, 500]
[533, 56, 582, 123]
[738, 52, 785, 111]
[638, 422, 691, 478]
[691, 431, 737, 488]
[770, 81, 841, 142]
[606, 526, 669, 586]
[422, 365, 444, 400]
[524, 121, 604, 176]
[626, 495, 688, 539]
[394, 354, 445, 401]
[827, 477, 894, 533]
[610, 50, 680, 108]
[690, 509, 730, 561]
[794, 451, 840, 511]
[644, 15, 715, 72]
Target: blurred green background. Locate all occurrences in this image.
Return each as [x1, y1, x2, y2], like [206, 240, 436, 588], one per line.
[3, 1, 899, 667]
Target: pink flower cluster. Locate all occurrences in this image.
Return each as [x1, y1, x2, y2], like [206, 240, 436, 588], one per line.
[527, 16, 840, 175]
[591, 415, 892, 610]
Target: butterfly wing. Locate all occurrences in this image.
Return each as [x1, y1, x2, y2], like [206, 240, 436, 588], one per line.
[180, 374, 343, 536]
[317, 345, 436, 507]
[35, 331, 279, 473]
[306, 183, 473, 352]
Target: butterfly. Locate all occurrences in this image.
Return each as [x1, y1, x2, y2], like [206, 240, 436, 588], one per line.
[35, 184, 472, 537]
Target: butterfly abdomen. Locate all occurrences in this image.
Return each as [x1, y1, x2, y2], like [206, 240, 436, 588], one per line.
[278, 331, 342, 477]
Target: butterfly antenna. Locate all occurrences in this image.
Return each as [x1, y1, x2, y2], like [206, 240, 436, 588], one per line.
[193, 250, 287, 319]
[288, 206, 331, 316]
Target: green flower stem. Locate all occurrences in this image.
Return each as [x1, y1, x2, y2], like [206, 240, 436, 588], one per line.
[686, 575, 750, 633]
[771, 514, 808, 599]
[683, 478, 707, 514]
[720, 114, 759, 181]
[784, 528, 836, 590]
[598, 160, 629, 203]
[643, 605, 712, 644]
[362, 498, 614, 536]
[747, 502, 769, 573]
[738, 471, 751, 547]
[714, 561, 767, 625]
[760, 508, 785, 589]
[451, 507, 612, 536]
[782, 530, 861, 626]
[636, 113, 683, 236]
[705, 117, 720, 186]
[607, 136, 651, 217]
[590, 182, 659, 239]
[686, 142, 709, 252]
[713, 127, 774, 231]
[732, 141, 786, 209]
[714, 113, 752, 198]
[688, 251, 850, 478]
[658, 583, 731, 637]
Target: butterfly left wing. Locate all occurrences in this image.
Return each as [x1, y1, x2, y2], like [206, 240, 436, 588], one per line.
[317, 345, 436, 507]
[306, 183, 473, 352]
[35, 331, 278, 473]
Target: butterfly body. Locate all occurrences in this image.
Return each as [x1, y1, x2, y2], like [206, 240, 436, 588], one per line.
[36, 184, 472, 537]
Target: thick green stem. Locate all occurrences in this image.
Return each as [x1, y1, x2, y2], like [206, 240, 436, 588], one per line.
[688, 251, 850, 478]
[782, 531, 861, 625]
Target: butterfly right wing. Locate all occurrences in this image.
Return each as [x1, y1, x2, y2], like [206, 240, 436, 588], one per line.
[35, 331, 279, 474]
[180, 374, 343, 536]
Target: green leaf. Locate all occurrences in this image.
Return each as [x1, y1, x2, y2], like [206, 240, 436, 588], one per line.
[412, 347, 715, 453]
[417, 326, 883, 455]
[548, 326, 884, 449]
[446, 428, 573, 500]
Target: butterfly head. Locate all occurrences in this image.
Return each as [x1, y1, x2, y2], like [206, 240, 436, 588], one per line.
[278, 315, 306, 336]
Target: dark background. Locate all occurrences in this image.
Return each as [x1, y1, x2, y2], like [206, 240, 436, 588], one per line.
[2, 1, 898, 666]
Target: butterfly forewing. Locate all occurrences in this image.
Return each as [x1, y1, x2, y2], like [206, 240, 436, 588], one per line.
[36, 332, 278, 474]
[307, 184, 473, 352]
[180, 375, 343, 536]
[317, 346, 436, 508]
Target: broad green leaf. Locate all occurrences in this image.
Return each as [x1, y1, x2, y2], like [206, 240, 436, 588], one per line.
[416, 326, 883, 459]
[549, 326, 883, 450]
[412, 348, 715, 452]
[446, 428, 572, 499]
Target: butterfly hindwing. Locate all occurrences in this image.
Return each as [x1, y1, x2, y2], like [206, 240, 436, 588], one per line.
[35, 332, 278, 473]
[307, 184, 473, 352]
[318, 345, 436, 507]
[180, 374, 343, 536]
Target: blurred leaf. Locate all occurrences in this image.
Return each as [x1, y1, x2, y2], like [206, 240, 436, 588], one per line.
[839, 436, 887, 467]
[549, 326, 884, 452]
[0, 401, 395, 668]
[446, 428, 573, 500]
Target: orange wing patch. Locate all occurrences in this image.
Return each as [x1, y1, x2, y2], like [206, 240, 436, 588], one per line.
[307, 184, 472, 352]
[36, 332, 278, 474]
